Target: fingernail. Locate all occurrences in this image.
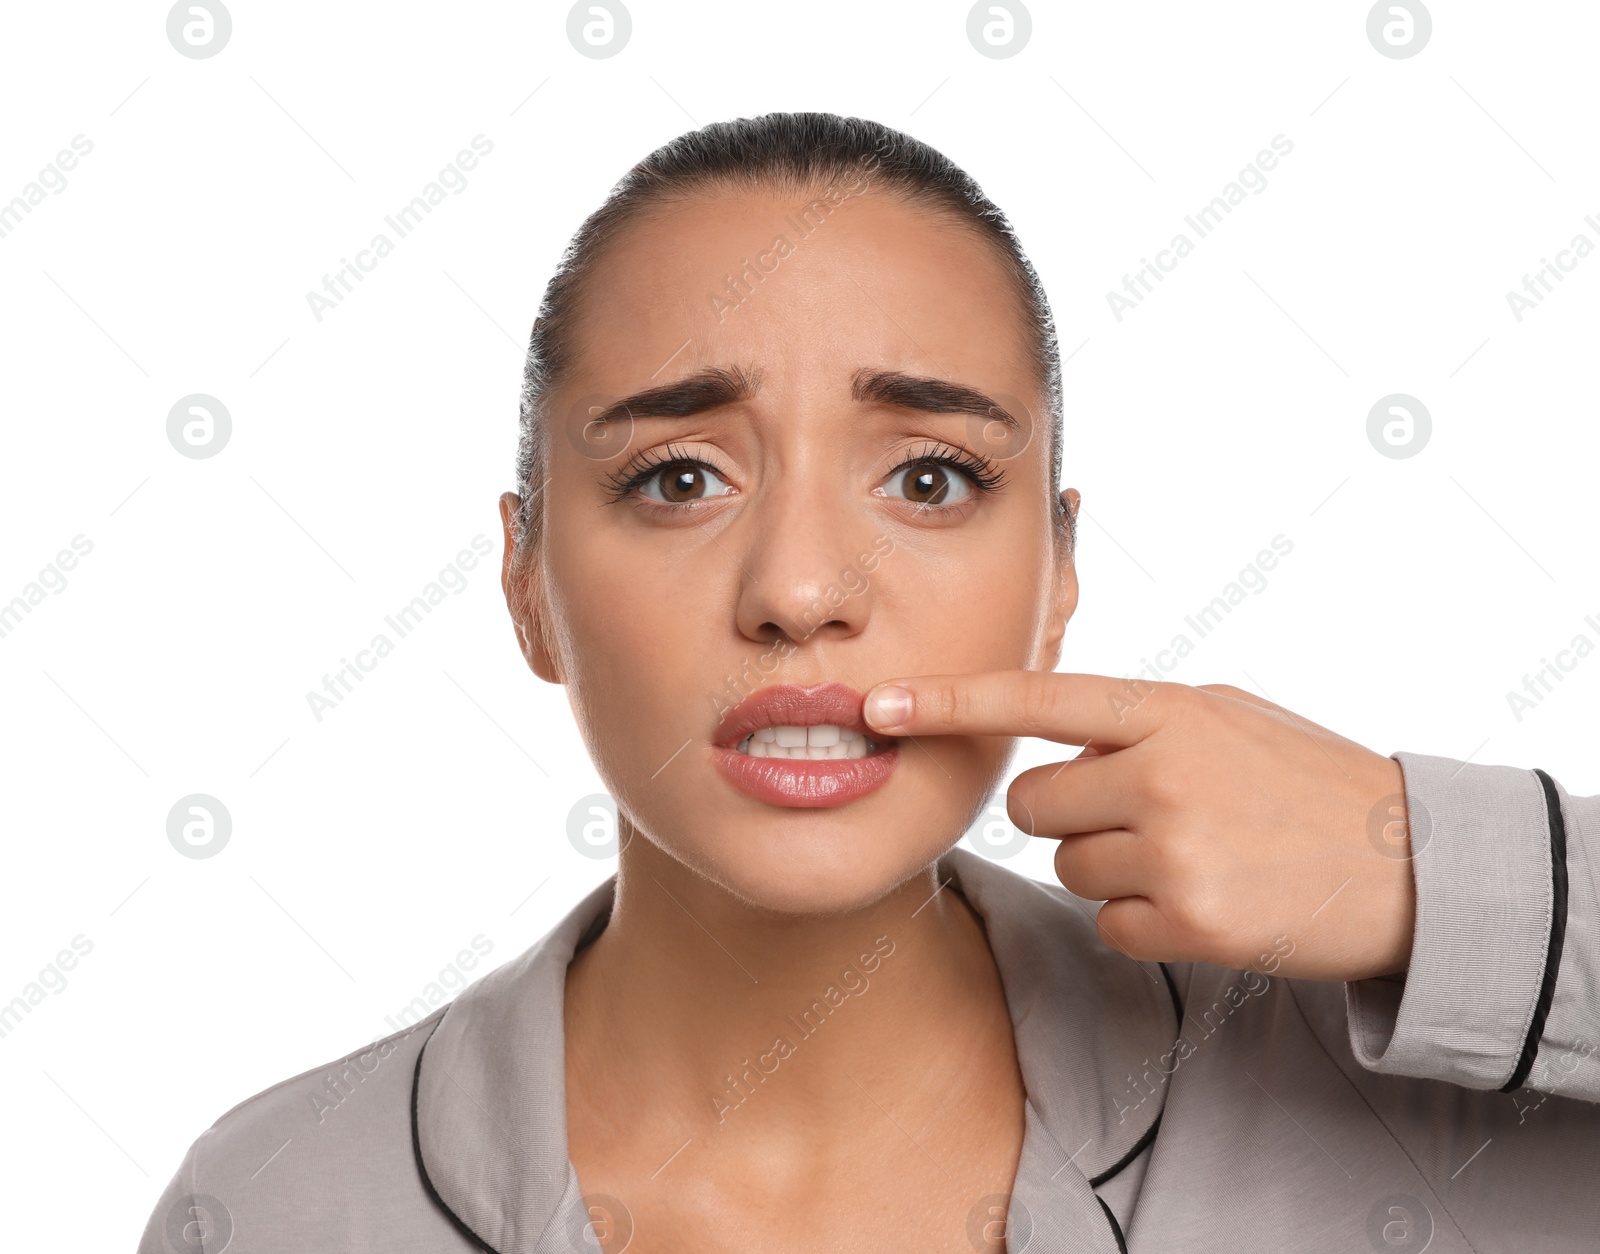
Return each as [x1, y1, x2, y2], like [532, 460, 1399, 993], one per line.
[865, 685, 912, 731]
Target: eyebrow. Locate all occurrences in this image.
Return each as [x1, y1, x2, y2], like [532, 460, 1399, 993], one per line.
[585, 365, 1019, 430]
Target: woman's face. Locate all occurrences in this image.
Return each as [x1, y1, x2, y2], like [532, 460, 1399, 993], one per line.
[502, 185, 1078, 914]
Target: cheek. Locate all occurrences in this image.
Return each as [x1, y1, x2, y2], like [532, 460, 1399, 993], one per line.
[547, 540, 717, 772]
[883, 539, 1048, 667]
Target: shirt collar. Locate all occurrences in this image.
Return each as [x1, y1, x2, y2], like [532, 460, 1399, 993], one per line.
[413, 845, 1180, 1253]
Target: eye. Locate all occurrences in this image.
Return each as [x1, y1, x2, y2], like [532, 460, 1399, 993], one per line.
[638, 461, 735, 505]
[601, 444, 739, 510]
[878, 444, 1006, 511]
[882, 460, 975, 508]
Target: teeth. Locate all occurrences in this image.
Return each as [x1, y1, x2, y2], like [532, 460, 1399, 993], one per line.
[735, 724, 881, 760]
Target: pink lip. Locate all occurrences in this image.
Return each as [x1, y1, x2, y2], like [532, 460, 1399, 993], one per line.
[710, 681, 900, 809]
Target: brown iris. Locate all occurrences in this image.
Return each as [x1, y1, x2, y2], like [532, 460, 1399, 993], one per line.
[900, 463, 954, 505]
[659, 466, 710, 503]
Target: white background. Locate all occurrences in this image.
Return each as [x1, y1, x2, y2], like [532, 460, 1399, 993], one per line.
[1, 1, 1596, 1245]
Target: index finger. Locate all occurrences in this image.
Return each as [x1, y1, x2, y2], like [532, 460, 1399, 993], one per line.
[862, 671, 1175, 746]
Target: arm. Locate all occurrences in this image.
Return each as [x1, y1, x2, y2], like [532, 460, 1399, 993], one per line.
[1345, 750, 1600, 1102]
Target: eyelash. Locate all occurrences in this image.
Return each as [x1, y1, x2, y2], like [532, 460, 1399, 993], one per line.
[898, 441, 1009, 495]
[598, 441, 711, 505]
[598, 440, 1009, 510]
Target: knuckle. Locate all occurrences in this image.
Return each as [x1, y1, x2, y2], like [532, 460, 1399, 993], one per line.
[1142, 679, 1183, 708]
[926, 683, 962, 727]
[1018, 675, 1061, 731]
[1095, 902, 1147, 960]
[1165, 875, 1228, 947]
[1155, 680, 1204, 721]
[1136, 760, 1188, 813]
[1162, 892, 1209, 945]
[1095, 916, 1131, 957]
[1125, 679, 1190, 731]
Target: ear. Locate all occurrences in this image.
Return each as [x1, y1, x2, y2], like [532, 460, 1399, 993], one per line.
[498, 491, 564, 685]
[1039, 487, 1081, 672]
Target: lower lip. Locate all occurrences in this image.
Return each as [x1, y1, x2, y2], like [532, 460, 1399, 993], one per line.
[710, 743, 900, 808]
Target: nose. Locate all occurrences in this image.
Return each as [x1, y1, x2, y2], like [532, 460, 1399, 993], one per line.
[733, 460, 879, 649]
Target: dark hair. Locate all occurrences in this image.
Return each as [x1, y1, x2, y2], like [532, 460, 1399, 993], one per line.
[511, 111, 1071, 560]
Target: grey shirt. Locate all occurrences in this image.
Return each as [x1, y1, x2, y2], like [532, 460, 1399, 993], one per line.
[136, 750, 1600, 1251]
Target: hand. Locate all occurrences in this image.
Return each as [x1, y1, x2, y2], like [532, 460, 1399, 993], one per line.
[863, 672, 1416, 982]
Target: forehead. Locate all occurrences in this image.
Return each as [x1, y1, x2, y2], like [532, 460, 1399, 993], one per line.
[565, 188, 1036, 398]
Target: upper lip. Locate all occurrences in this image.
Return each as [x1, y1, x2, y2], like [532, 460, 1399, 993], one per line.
[713, 681, 892, 749]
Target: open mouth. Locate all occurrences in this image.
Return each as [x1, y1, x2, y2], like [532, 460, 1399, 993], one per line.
[733, 724, 894, 760]
[711, 682, 902, 807]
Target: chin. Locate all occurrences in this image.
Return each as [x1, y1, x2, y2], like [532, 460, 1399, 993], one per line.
[658, 795, 968, 918]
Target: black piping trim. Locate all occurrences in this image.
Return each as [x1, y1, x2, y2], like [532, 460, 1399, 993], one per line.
[408, 955, 1187, 1245]
[1158, 960, 1185, 1025]
[411, 1038, 500, 1253]
[1087, 963, 1184, 1190]
[1498, 767, 1569, 1093]
[1088, 1111, 1161, 1189]
[1097, 1196, 1129, 1253]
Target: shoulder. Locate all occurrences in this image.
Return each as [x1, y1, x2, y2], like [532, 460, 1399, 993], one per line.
[217, 1010, 443, 1137]
[136, 1011, 472, 1252]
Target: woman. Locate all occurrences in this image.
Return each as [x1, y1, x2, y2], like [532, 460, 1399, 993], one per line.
[140, 113, 1598, 1253]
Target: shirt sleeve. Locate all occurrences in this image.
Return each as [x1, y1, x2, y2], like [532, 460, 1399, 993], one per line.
[1344, 749, 1600, 1102]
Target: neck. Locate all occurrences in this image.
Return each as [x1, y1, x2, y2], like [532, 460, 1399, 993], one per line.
[562, 834, 1020, 1158]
